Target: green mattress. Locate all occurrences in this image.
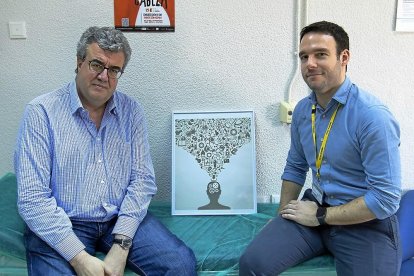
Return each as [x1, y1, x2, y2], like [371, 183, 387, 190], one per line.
[0, 173, 336, 275]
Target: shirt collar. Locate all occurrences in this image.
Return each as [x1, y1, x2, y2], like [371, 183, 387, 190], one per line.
[69, 81, 83, 114]
[308, 76, 352, 107]
[69, 80, 118, 116]
[332, 76, 351, 105]
[107, 93, 118, 116]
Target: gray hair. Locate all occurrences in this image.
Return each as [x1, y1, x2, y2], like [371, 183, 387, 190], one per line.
[76, 26, 132, 71]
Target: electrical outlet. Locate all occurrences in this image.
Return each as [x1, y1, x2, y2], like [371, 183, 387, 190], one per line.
[279, 101, 296, 124]
[9, 21, 27, 39]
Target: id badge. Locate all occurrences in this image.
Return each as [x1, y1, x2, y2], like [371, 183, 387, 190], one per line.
[312, 180, 323, 205]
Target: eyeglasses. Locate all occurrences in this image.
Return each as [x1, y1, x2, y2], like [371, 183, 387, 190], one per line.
[88, 60, 123, 79]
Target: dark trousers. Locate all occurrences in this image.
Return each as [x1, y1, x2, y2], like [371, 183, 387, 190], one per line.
[24, 213, 197, 276]
[239, 192, 401, 276]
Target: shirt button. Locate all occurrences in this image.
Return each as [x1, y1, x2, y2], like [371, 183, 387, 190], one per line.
[97, 159, 102, 163]
[100, 180, 105, 184]
[322, 114, 326, 119]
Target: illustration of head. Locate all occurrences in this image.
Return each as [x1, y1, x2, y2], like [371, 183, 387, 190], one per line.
[198, 180, 230, 210]
[207, 180, 221, 201]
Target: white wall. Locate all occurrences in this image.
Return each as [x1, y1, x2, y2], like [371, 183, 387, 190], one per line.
[1, 0, 413, 202]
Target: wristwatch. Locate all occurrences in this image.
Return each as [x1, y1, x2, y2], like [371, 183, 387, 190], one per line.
[113, 237, 133, 250]
[316, 207, 327, 226]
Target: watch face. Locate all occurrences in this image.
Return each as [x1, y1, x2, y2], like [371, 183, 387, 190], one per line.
[317, 207, 326, 218]
[115, 238, 132, 249]
[316, 207, 327, 225]
[123, 238, 132, 247]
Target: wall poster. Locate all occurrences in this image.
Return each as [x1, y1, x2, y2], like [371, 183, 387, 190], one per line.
[395, 0, 414, 32]
[172, 111, 257, 215]
[114, 0, 175, 32]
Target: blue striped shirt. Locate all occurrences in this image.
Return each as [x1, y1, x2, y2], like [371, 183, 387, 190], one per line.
[282, 77, 401, 219]
[14, 81, 157, 261]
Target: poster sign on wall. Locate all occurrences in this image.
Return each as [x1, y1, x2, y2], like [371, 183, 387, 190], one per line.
[395, 0, 414, 32]
[172, 111, 257, 215]
[114, 0, 175, 32]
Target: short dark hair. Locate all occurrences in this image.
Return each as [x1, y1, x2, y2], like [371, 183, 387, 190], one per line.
[300, 21, 349, 56]
[76, 26, 131, 73]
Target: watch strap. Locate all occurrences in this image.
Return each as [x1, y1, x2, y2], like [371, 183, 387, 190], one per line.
[316, 206, 327, 225]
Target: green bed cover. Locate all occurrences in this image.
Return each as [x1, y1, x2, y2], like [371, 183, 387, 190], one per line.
[0, 173, 336, 275]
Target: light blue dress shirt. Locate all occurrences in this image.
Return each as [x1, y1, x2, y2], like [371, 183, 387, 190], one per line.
[282, 77, 401, 219]
[14, 81, 157, 260]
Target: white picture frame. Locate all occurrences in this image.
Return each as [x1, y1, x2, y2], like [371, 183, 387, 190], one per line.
[172, 111, 257, 215]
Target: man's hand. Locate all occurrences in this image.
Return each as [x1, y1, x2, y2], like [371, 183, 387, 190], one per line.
[280, 200, 319, 227]
[70, 250, 106, 276]
[103, 241, 129, 276]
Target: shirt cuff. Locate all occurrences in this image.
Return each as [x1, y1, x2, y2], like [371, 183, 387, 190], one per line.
[364, 192, 398, 220]
[112, 215, 140, 239]
[281, 172, 306, 186]
[54, 231, 85, 261]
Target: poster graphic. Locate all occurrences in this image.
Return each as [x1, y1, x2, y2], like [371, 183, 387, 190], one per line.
[172, 111, 257, 215]
[396, 0, 414, 32]
[114, 0, 175, 32]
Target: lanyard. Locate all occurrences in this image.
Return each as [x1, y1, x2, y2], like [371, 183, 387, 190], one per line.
[311, 103, 341, 180]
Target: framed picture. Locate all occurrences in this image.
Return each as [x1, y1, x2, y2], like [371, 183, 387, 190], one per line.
[172, 111, 257, 215]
